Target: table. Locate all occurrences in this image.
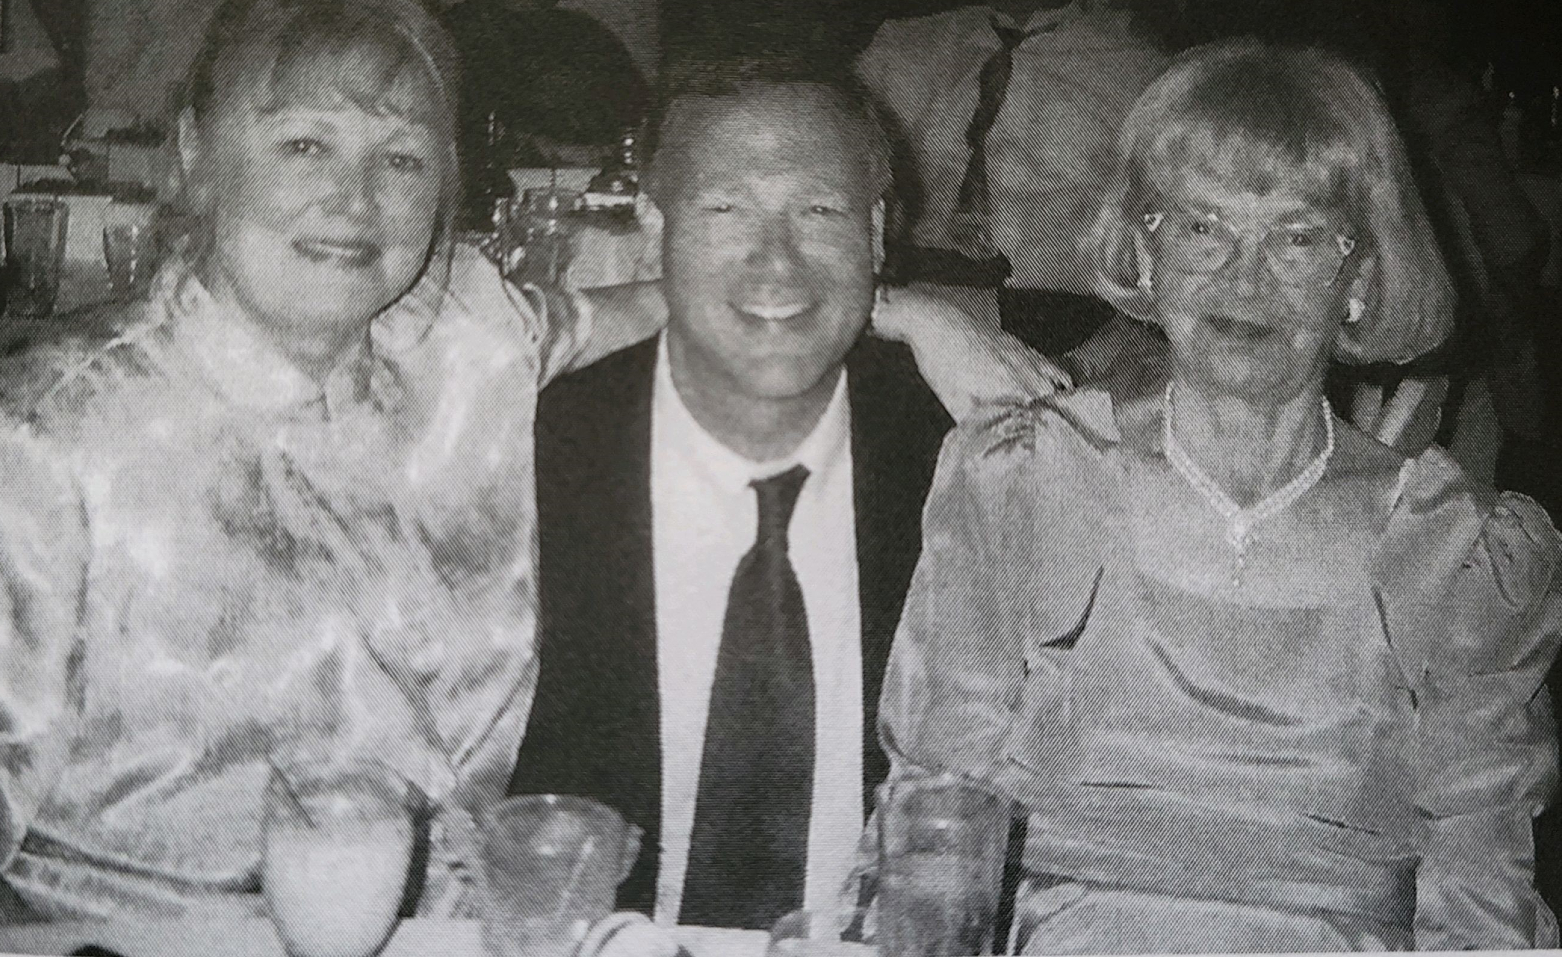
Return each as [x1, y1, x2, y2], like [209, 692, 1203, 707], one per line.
[0, 919, 767, 957]
[556, 212, 660, 291]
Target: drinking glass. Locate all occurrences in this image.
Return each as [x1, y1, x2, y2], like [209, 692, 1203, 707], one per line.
[3, 197, 69, 317]
[877, 775, 1010, 957]
[102, 201, 158, 300]
[262, 755, 416, 957]
[767, 908, 875, 957]
[506, 189, 579, 288]
[484, 196, 521, 275]
[480, 794, 642, 957]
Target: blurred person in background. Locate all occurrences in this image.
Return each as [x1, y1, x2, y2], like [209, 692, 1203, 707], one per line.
[856, 0, 1171, 381]
[1369, 0, 1552, 494]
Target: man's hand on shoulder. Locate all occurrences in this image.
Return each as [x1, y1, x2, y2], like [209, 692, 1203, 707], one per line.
[870, 283, 1072, 420]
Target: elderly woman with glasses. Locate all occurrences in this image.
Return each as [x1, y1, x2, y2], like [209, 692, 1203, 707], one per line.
[881, 40, 1561, 952]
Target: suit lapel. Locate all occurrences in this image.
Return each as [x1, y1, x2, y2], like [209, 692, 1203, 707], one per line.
[846, 340, 953, 812]
[512, 339, 662, 914]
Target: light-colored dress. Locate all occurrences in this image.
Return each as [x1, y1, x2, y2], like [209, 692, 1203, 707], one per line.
[0, 245, 590, 920]
[881, 388, 1562, 952]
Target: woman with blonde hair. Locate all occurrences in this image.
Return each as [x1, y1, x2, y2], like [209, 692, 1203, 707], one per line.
[0, 0, 615, 921]
[882, 39, 1560, 951]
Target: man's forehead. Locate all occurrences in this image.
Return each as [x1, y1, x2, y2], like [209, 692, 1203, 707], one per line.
[661, 88, 866, 189]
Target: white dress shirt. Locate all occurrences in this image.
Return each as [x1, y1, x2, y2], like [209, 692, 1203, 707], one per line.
[857, 2, 1167, 296]
[649, 335, 864, 926]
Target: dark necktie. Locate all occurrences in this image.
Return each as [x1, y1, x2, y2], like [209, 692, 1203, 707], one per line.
[680, 465, 814, 930]
[952, 20, 1040, 256]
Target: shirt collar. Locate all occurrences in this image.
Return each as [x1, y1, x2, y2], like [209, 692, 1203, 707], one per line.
[654, 333, 851, 490]
[153, 256, 390, 418]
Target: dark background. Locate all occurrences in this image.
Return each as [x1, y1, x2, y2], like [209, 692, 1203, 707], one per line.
[8, 0, 1562, 158]
[657, 0, 1562, 78]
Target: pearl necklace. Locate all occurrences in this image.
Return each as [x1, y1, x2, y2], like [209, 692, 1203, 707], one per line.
[1162, 383, 1334, 583]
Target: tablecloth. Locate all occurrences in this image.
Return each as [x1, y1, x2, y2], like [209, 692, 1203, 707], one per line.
[0, 918, 767, 957]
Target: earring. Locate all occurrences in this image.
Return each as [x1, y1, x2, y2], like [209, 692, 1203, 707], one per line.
[1137, 273, 1154, 293]
[1142, 212, 1163, 233]
[1346, 297, 1365, 324]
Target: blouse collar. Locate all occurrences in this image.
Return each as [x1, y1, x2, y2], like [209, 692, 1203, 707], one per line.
[149, 256, 403, 420]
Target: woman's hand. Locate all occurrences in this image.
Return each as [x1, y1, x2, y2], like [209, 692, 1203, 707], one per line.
[870, 284, 1073, 420]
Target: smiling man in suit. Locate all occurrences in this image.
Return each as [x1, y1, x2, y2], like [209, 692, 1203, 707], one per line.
[508, 59, 954, 931]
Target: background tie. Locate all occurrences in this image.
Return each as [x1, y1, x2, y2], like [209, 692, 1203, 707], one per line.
[952, 20, 1040, 256]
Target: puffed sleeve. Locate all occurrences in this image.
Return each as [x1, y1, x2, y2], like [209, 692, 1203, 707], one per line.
[516, 282, 593, 388]
[376, 243, 581, 389]
[0, 429, 89, 869]
[880, 418, 1024, 780]
[880, 393, 1116, 788]
[1388, 481, 1562, 949]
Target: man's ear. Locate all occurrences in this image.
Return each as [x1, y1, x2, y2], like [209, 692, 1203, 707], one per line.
[175, 107, 216, 211]
[177, 107, 202, 180]
[872, 198, 886, 275]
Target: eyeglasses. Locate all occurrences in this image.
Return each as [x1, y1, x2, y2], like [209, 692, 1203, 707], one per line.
[1143, 209, 1357, 288]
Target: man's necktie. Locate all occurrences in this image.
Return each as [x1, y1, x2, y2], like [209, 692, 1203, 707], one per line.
[952, 20, 1040, 256]
[680, 465, 814, 930]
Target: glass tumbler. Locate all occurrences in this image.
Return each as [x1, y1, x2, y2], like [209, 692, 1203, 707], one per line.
[102, 201, 158, 300]
[507, 189, 579, 288]
[480, 794, 642, 957]
[262, 755, 417, 957]
[3, 197, 69, 317]
[876, 775, 1010, 957]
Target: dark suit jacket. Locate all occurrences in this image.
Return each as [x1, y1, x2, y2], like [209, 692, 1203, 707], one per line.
[509, 335, 952, 915]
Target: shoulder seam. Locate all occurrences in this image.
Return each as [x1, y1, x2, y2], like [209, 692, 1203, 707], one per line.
[967, 396, 1115, 463]
[31, 314, 166, 419]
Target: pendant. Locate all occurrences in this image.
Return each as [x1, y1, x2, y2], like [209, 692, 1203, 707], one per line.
[1227, 519, 1252, 588]
[1226, 515, 1252, 550]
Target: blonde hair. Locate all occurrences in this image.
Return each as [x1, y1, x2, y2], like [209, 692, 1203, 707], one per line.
[180, 0, 463, 272]
[1084, 39, 1455, 364]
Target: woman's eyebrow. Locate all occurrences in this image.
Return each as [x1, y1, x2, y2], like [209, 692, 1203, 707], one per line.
[381, 123, 439, 146]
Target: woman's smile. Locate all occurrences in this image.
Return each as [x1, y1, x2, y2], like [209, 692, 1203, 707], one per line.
[291, 237, 386, 269]
[1202, 313, 1282, 342]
